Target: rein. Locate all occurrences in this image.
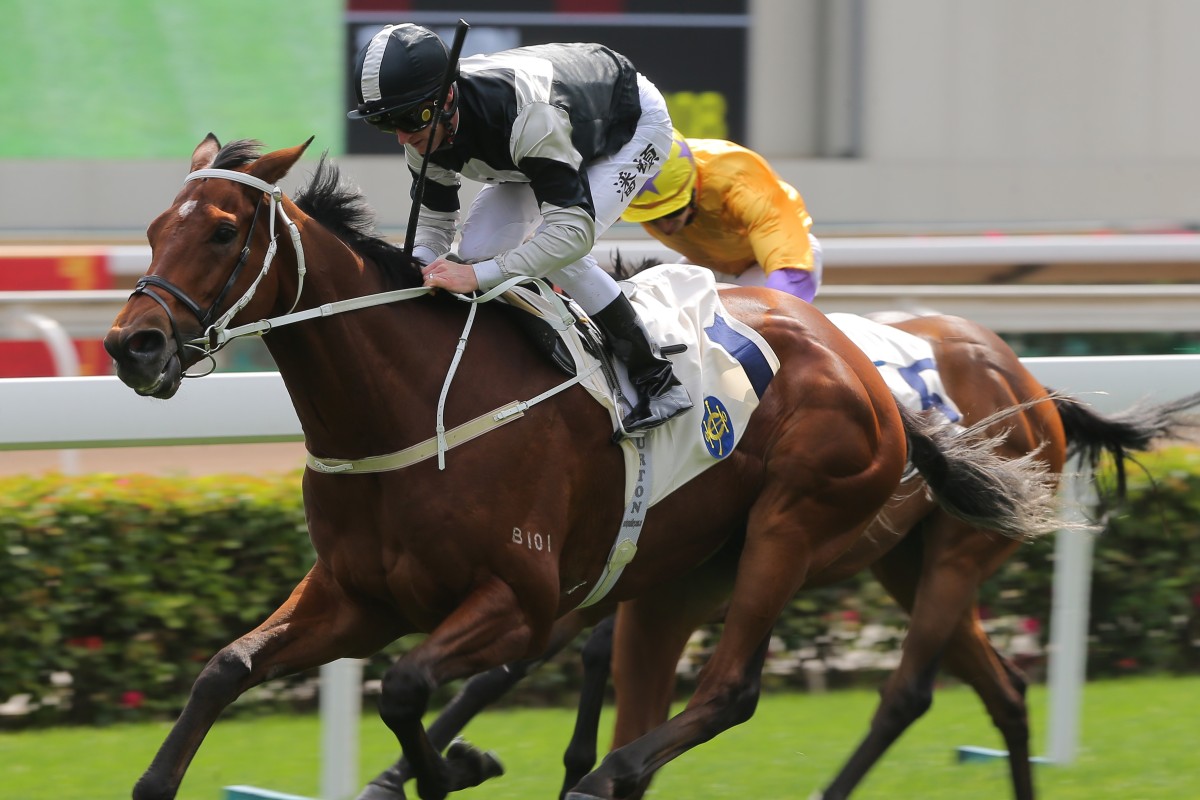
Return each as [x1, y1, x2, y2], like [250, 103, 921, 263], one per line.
[156, 166, 587, 471]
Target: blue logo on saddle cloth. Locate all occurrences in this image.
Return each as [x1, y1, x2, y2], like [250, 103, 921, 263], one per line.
[701, 396, 735, 458]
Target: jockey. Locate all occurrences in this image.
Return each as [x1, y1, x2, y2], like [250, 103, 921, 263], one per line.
[349, 23, 692, 433]
[621, 130, 823, 303]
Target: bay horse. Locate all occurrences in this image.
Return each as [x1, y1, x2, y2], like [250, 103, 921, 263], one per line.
[354, 298, 1200, 800]
[555, 343, 1200, 800]
[104, 135, 1059, 800]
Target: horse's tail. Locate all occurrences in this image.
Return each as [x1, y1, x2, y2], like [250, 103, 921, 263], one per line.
[897, 402, 1062, 541]
[1051, 389, 1200, 498]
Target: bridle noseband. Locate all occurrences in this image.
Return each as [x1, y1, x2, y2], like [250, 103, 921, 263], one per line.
[130, 168, 307, 375]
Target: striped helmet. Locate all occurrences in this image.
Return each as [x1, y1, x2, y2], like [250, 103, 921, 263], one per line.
[347, 24, 451, 121]
[621, 129, 697, 223]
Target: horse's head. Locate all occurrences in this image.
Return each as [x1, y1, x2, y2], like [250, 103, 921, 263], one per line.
[103, 133, 311, 398]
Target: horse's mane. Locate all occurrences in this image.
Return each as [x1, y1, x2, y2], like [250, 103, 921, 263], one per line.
[211, 139, 424, 289]
[212, 139, 265, 170]
[610, 252, 659, 281]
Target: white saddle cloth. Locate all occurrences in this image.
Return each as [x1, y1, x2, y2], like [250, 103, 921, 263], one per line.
[825, 312, 961, 424]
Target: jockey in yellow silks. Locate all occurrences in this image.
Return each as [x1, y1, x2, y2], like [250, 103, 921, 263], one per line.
[621, 130, 823, 302]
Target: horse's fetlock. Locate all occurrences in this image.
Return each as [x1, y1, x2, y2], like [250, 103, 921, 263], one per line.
[132, 772, 175, 800]
[562, 740, 598, 780]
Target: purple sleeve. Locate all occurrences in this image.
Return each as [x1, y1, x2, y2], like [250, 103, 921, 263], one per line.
[764, 267, 818, 303]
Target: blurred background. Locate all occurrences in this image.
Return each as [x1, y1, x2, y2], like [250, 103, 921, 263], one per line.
[3, 0, 1199, 381]
[1, 3, 1198, 798]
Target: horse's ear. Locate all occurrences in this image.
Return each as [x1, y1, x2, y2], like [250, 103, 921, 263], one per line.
[249, 136, 315, 186]
[190, 133, 221, 172]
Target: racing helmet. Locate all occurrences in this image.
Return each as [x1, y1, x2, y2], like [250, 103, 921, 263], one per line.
[621, 129, 697, 223]
[348, 24, 452, 121]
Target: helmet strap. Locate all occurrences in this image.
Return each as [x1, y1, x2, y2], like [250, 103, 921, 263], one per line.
[442, 83, 460, 144]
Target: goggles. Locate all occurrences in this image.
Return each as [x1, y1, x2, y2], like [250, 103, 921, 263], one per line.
[657, 201, 691, 221]
[366, 101, 439, 134]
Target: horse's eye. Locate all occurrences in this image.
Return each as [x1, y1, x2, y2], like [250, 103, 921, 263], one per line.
[211, 223, 239, 245]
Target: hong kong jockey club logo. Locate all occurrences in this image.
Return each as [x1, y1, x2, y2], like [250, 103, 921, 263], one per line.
[701, 396, 734, 459]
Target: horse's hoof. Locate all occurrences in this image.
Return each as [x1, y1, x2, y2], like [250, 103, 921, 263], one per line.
[355, 781, 407, 800]
[445, 738, 505, 789]
[564, 793, 606, 800]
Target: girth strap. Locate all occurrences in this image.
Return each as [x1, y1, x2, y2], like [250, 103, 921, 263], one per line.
[306, 364, 598, 474]
[307, 401, 526, 474]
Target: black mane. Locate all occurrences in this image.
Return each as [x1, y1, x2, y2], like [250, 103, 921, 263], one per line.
[294, 153, 425, 289]
[212, 139, 424, 289]
[610, 252, 659, 280]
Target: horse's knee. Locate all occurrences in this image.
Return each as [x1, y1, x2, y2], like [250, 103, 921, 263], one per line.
[188, 647, 254, 705]
[379, 661, 435, 723]
[695, 672, 763, 733]
[726, 675, 763, 728]
[985, 688, 1029, 740]
[1000, 658, 1030, 699]
[875, 675, 934, 730]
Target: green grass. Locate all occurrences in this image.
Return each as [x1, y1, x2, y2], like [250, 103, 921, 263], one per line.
[2, 676, 1198, 799]
[0, 0, 343, 158]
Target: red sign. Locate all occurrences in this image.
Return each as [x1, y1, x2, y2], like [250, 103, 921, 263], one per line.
[0, 251, 112, 290]
[0, 340, 111, 378]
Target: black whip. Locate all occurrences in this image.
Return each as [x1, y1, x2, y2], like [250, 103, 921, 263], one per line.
[403, 18, 470, 260]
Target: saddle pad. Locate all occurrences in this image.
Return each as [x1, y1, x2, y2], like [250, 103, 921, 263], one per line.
[825, 312, 961, 423]
[617, 264, 781, 505]
[507, 264, 779, 507]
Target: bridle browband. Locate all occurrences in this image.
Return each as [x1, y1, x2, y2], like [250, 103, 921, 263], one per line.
[130, 167, 308, 375]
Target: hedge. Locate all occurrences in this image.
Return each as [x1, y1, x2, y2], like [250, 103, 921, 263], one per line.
[2, 448, 1198, 726]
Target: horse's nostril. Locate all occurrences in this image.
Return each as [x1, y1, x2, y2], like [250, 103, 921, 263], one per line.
[127, 329, 168, 358]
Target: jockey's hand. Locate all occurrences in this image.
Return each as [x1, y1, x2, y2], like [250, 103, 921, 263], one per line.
[422, 258, 480, 293]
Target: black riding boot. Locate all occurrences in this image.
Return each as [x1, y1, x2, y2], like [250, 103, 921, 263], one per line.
[592, 293, 693, 433]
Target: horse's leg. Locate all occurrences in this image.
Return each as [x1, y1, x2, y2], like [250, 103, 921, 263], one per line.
[940, 618, 1036, 800]
[358, 611, 591, 800]
[605, 594, 734, 800]
[134, 564, 401, 800]
[567, 477, 885, 799]
[374, 576, 553, 800]
[815, 519, 1027, 800]
[559, 614, 616, 799]
[559, 542, 738, 800]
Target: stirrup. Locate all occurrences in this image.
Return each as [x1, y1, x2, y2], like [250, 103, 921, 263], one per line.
[612, 385, 693, 442]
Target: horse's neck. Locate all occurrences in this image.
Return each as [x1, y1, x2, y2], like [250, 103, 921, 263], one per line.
[264, 233, 464, 457]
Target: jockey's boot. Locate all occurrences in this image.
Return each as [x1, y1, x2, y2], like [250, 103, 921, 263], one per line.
[593, 293, 693, 433]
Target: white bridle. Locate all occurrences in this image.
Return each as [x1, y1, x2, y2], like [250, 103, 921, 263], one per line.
[172, 167, 587, 470]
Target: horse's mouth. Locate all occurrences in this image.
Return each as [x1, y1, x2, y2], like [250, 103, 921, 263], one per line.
[131, 354, 183, 399]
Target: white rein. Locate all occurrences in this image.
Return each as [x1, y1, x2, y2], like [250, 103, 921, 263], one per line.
[178, 167, 585, 470]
